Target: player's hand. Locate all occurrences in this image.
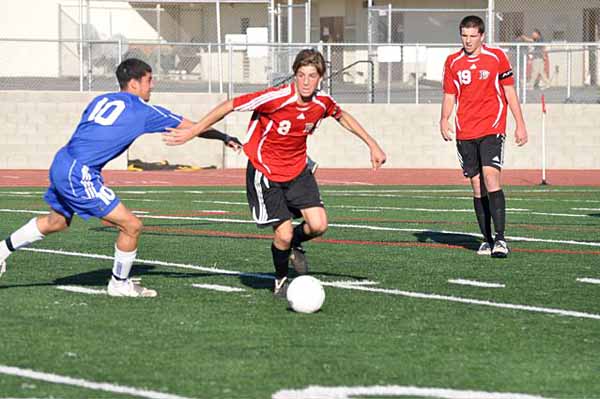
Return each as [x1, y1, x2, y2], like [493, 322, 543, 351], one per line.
[370, 146, 387, 170]
[226, 136, 243, 153]
[440, 119, 454, 141]
[163, 127, 198, 146]
[515, 125, 528, 146]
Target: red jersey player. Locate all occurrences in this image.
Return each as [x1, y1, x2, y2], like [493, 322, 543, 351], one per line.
[440, 15, 528, 258]
[164, 49, 386, 297]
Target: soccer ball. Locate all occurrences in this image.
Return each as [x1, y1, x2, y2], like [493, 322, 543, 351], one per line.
[286, 276, 325, 314]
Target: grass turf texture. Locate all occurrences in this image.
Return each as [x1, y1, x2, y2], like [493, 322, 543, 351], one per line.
[0, 185, 599, 398]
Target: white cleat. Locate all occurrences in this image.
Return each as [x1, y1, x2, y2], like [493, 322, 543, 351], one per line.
[491, 240, 510, 258]
[477, 242, 492, 256]
[107, 277, 158, 298]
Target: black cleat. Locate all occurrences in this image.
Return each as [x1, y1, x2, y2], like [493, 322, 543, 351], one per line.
[273, 277, 290, 299]
[289, 246, 309, 275]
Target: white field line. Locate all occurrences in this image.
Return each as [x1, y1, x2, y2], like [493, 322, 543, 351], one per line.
[571, 208, 600, 211]
[576, 278, 600, 285]
[0, 365, 196, 399]
[191, 200, 594, 219]
[322, 280, 379, 286]
[191, 284, 245, 292]
[272, 385, 554, 399]
[19, 247, 600, 321]
[448, 279, 505, 288]
[56, 285, 107, 295]
[3, 209, 600, 248]
[314, 179, 375, 186]
[328, 282, 600, 320]
[350, 209, 382, 213]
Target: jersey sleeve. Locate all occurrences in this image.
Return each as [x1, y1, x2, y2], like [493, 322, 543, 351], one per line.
[498, 50, 515, 86]
[324, 96, 343, 120]
[443, 57, 457, 95]
[233, 86, 286, 114]
[143, 105, 183, 133]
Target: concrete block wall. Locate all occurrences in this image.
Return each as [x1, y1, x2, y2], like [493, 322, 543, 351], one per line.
[1, 91, 599, 171]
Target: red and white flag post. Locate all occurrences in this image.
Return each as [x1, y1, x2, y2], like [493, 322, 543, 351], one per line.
[541, 94, 548, 185]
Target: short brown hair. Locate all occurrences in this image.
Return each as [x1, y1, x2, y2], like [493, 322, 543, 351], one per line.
[459, 15, 485, 34]
[292, 49, 326, 77]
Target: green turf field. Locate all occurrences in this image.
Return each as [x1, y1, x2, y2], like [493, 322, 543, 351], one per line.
[0, 186, 599, 399]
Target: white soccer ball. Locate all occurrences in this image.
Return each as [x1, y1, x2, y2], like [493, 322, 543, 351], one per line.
[286, 276, 325, 314]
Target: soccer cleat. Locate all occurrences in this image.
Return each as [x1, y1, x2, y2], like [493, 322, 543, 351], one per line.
[273, 276, 290, 299]
[491, 240, 510, 258]
[289, 246, 309, 275]
[107, 277, 158, 297]
[0, 259, 6, 278]
[477, 242, 492, 256]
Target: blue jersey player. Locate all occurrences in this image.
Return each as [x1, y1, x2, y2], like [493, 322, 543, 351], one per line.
[0, 58, 241, 297]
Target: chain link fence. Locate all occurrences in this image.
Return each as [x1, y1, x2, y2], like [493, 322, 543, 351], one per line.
[1, 1, 599, 103]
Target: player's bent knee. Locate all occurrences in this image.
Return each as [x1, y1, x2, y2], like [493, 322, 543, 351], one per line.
[124, 216, 143, 237]
[309, 222, 328, 237]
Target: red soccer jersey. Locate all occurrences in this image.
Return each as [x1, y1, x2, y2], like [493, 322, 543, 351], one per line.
[443, 45, 515, 140]
[234, 83, 342, 182]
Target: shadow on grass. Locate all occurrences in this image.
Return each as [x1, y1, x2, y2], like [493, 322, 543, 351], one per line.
[413, 231, 481, 251]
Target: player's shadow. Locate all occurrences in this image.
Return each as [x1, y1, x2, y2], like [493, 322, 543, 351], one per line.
[413, 231, 481, 251]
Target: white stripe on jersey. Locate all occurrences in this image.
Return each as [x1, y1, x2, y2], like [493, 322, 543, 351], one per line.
[313, 97, 327, 112]
[491, 75, 504, 128]
[234, 85, 292, 112]
[273, 94, 298, 112]
[450, 51, 465, 69]
[257, 120, 273, 175]
[242, 118, 259, 145]
[68, 160, 78, 196]
[138, 97, 181, 122]
[480, 47, 500, 62]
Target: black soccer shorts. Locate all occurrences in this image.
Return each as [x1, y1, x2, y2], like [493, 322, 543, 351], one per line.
[456, 134, 506, 178]
[246, 161, 324, 228]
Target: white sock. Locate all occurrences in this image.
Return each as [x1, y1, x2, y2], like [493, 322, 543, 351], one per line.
[112, 245, 137, 280]
[0, 240, 10, 262]
[8, 217, 45, 251]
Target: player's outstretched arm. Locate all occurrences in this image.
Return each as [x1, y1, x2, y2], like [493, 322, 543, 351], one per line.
[504, 85, 528, 146]
[440, 93, 456, 141]
[337, 111, 386, 170]
[163, 100, 235, 146]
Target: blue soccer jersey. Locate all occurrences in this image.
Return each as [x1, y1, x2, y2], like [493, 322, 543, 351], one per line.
[65, 92, 182, 170]
[44, 92, 182, 220]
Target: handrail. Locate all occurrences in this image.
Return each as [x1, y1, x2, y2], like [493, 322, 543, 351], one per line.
[272, 60, 375, 103]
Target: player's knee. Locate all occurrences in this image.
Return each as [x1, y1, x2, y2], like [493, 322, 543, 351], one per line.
[309, 221, 328, 237]
[274, 230, 293, 248]
[43, 214, 69, 233]
[125, 216, 143, 238]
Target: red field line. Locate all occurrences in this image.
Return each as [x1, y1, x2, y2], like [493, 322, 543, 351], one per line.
[1, 169, 600, 187]
[139, 226, 600, 256]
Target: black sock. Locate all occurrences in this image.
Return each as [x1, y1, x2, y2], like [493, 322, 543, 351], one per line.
[473, 197, 493, 244]
[291, 222, 312, 248]
[271, 243, 291, 279]
[488, 190, 506, 241]
[5, 237, 15, 252]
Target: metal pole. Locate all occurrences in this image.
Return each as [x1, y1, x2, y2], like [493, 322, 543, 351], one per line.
[387, 3, 392, 104]
[522, 52, 527, 104]
[288, 0, 293, 44]
[58, 4, 63, 78]
[228, 43, 233, 99]
[541, 95, 547, 185]
[516, 44, 520, 95]
[208, 43, 212, 94]
[270, 0, 276, 43]
[567, 48, 572, 99]
[156, 4, 161, 78]
[288, 0, 293, 71]
[487, 0, 494, 44]
[305, 0, 311, 43]
[367, 0, 373, 103]
[79, 0, 84, 92]
[326, 43, 332, 95]
[415, 45, 419, 104]
[118, 39, 122, 65]
[88, 38, 92, 91]
[216, 0, 223, 93]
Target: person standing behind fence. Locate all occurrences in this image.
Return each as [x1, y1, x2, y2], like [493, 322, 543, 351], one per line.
[520, 29, 551, 90]
[440, 15, 528, 258]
